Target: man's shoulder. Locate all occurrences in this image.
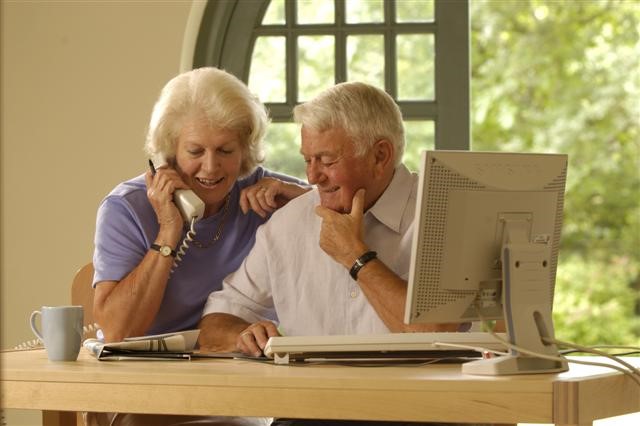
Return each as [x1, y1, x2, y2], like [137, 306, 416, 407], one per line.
[237, 167, 307, 189]
[265, 188, 318, 226]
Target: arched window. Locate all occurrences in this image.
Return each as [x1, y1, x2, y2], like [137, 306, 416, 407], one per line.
[193, 0, 469, 177]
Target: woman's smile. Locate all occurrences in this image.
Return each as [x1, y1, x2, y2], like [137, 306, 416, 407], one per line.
[196, 176, 225, 188]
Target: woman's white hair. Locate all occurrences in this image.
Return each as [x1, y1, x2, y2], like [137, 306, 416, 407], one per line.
[293, 81, 405, 165]
[144, 67, 268, 176]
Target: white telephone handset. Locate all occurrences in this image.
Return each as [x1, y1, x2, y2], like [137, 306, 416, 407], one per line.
[149, 153, 205, 222]
[174, 190, 205, 223]
[149, 153, 205, 271]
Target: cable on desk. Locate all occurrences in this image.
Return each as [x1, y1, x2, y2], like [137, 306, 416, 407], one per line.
[431, 341, 509, 357]
[471, 303, 640, 387]
[543, 337, 640, 378]
[480, 325, 640, 387]
[560, 348, 640, 357]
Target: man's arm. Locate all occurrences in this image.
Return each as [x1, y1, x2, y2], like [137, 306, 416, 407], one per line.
[198, 313, 279, 357]
[315, 189, 458, 333]
[198, 312, 249, 352]
[354, 259, 458, 332]
[198, 217, 281, 356]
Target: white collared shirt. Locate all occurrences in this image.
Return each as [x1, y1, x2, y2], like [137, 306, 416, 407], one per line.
[202, 164, 418, 336]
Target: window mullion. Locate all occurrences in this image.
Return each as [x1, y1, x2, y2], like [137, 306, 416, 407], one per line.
[384, 0, 397, 98]
[399, 101, 437, 119]
[285, 0, 297, 110]
[335, 0, 346, 84]
[435, 0, 469, 150]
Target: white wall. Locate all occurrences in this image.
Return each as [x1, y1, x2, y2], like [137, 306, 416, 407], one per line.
[1, 1, 194, 423]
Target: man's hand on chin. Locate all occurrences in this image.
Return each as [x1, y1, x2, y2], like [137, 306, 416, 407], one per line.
[314, 188, 368, 268]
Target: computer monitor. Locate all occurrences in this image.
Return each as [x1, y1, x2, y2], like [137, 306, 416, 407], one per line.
[404, 150, 569, 375]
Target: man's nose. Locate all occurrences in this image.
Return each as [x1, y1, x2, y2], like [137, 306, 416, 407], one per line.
[306, 160, 323, 184]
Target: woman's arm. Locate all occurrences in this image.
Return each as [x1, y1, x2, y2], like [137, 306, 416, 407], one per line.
[240, 176, 310, 218]
[94, 249, 174, 342]
[93, 169, 187, 342]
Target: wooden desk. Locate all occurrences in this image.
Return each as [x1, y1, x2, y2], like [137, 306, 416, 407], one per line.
[2, 349, 639, 426]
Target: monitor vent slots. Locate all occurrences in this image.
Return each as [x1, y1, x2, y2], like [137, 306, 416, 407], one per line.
[544, 164, 568, 303]
[416, 161, 484, 313]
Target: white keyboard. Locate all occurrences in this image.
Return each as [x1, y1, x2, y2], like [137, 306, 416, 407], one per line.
[263, 332, 507, 364]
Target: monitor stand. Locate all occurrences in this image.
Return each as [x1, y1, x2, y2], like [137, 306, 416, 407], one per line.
[462, 240, 569, 375]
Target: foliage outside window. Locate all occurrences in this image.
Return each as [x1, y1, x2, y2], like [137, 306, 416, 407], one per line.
[471, 0, 639, 346]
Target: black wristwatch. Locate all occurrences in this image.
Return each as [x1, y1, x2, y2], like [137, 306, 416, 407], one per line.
[150, 243, 177, 258]
[349, 251, 377, 280]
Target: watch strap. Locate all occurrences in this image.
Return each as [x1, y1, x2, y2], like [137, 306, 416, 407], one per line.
[150, 243, 177, 258]
[349, 251, 377, 280]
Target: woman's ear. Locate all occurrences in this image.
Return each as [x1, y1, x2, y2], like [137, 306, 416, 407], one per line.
[166, 148, 179, 168]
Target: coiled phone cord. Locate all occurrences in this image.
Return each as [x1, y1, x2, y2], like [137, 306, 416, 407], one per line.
[172, 217, 197, 273]
[12, 323, 102, 350]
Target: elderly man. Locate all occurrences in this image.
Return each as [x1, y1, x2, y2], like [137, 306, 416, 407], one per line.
[199, 82, 463, 426]
[198, 81, 456, 360]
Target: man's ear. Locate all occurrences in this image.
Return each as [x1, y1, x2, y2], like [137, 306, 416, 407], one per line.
[372, 139, 394, 176]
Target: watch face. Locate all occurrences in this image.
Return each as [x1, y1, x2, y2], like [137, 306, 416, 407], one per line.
[160, 246, 172, 256]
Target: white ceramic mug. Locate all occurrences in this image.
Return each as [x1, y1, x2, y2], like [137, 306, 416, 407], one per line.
[30, 305, 83, 361]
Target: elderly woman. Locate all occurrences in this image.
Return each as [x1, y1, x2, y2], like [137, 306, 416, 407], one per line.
[92, 67, 307, 344]
[87, 67, 306, 426]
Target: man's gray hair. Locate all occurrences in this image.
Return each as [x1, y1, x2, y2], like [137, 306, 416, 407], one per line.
[293, 82, 405, 165]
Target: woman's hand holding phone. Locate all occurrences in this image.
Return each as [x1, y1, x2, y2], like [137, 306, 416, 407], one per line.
[145, 161, 188, 246]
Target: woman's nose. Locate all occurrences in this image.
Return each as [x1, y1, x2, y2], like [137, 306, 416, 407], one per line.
[202, 152, 219, 173]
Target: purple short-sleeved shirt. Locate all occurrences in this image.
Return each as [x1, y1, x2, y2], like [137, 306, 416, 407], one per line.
[93, 166, 303, 335]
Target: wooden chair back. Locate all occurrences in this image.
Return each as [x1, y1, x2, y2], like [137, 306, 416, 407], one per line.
[71, 262, 97, 339]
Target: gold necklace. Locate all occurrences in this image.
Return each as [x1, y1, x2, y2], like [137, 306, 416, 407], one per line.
[191, 194, 231, 249]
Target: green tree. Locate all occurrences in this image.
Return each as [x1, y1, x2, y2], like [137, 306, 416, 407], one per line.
[470, 0, 640, 346]
[263, 123, 306, 178]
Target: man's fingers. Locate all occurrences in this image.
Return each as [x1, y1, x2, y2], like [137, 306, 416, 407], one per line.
[263, 321, 280, 337]
[315, 205, 335, 220]
[237, 330, 263, 357]
[237, 322, 278, 357]
[350, 188, 365, 218]
[252, 326, 271, 352]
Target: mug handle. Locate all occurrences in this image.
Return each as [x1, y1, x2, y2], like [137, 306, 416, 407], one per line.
[29, 310, 44, 342]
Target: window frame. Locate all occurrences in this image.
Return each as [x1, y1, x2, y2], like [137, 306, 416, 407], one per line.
[193, 0, 469, 150]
